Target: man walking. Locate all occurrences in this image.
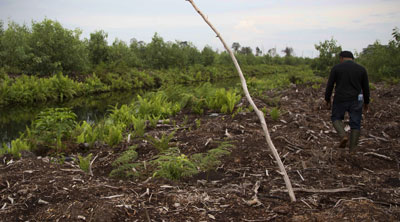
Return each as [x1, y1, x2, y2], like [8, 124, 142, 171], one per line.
[325, 51, 370, 152]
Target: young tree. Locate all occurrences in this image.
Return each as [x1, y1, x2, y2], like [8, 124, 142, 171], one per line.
[282, 46, 294, 57]
[0, 21, 31, 73]
[201, 46, 216, 66]
[312, 38, 342, 76]
[231, 42, 241, 53]
[255, 47, 262, 56]
[88, 30, 109, 66]
[29, 19, 89, 75]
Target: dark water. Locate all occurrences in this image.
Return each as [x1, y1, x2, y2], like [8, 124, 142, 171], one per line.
[0, 78, 242, 146]
[0, 90, 140, 146]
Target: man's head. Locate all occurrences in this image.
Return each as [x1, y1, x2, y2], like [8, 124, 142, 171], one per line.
[339, 51, 354, 62]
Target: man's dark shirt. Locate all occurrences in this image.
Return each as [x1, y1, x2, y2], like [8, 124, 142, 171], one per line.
[325, 60, 370, 104]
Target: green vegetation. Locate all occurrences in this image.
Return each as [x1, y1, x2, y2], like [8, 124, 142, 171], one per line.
[269, 107, 281, 121]
[358, 28, 400, 81]
[1, 138, 30, 159]
[78, 153, 93, 173]
[109, 146, 139, 178]
[26, 108, 77, 151]
[148, 131, 175, 152]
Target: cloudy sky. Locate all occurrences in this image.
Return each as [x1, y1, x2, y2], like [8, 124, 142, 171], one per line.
[1, 0, 399, 57]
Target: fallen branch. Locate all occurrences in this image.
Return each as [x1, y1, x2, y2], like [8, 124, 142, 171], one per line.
[88, 154, 99, 177]
[271, 187, 356, 193]
[186, 0, 296, 202]
[364, 152, 393, 161]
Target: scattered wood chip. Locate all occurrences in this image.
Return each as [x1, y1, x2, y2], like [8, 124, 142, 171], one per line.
[77, 215, 86, 221]
[364, 152, 392, 161]
[101, 194, 124, 199]
[208, 214, 216, 220]
[38, 199, 49, 204]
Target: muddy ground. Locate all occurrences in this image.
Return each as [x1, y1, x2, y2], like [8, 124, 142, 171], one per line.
[1, 83, 399, 222]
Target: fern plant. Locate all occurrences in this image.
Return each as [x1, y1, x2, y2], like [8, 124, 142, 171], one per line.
[191, 141, 232, 172]
[75, 121, 98, 148]
[109, 146, 140, 178]
[147, 131, 175, 152]
[152, 149, 198, 180]
[2, 138, 30, 159]
[78, 153, 93, 173]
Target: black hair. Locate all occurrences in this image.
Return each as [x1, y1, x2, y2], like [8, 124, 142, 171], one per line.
[339, 51, 354, 59]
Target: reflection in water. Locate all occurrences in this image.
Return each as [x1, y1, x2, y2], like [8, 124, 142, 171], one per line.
[0, 90, 140, 145]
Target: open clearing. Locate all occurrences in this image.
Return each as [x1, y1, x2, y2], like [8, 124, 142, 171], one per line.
[1, 83, 399, 221]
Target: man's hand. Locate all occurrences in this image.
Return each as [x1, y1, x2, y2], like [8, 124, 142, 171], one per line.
[364, 103, 369, 113]
[326, 100, 331, 110]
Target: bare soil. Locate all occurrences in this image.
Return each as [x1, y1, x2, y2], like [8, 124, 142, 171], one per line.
[1, 83, 400, 222]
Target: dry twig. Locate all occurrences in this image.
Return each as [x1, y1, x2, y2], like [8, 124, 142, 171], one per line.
[186, 0, 296, 202]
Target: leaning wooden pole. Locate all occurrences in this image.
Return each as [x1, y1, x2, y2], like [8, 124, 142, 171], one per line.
[186, 0, 296, 202]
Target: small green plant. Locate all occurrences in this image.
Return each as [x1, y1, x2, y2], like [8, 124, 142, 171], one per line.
[147, 131, 175, 152]
[191, 141, 232, 172]
[148, 114, 161, 128]
[110, 146, 139, 178]
[152, 149, 198, 180]
[78, 153, 93, 173]
[103, 123, 125, 147]
[312, 83, 321, 89]
[75, 121, 98, 147]
[195, 119, 201, 129]
[27, 108, 77, 150]
[1, 138, 30, 159]
[131, 116, 146, 137]
[269, 107, 280, 121]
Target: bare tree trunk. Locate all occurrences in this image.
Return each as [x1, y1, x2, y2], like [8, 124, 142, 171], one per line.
[186, 0, 296, 202]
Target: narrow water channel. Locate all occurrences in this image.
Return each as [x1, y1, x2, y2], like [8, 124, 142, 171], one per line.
[0, 90, 140, 146]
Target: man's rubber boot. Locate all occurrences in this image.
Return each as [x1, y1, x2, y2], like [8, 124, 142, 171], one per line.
[349, 130, 361, 153]
[332, 120, 348, 148]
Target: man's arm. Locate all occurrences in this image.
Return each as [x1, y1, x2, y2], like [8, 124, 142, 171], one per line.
[362, 69, 370, 104]
[362, 69, 370, 112]
[325, 67, 336, 103]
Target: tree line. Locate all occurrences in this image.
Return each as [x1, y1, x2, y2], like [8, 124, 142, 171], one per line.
[0, 19, 398, 80]
[0, 19, 310, 76]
